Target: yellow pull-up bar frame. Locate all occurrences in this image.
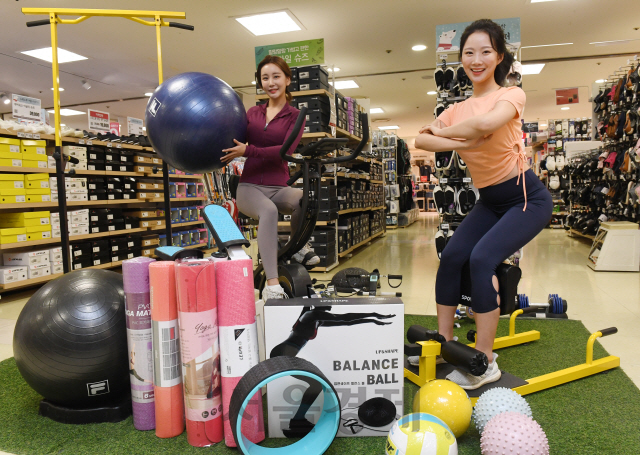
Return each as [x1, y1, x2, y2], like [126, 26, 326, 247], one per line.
[21, 8, 193, 273]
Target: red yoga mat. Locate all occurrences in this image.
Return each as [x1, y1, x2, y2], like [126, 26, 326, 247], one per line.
[215, 258, 265, 446]
[149, 261, 185, 438]
[176, 259, 224, 447]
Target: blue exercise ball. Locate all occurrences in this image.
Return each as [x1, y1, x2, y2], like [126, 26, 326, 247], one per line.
[145, 72, 247, 173]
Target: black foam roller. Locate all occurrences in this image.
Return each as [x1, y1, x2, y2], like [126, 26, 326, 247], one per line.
[406, 325, 446, 344]
[440, 340, 488, 376]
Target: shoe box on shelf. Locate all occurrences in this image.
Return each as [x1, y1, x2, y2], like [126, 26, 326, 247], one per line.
[297, 65, 329, 92]
[370, 162, 383, 181]
[1, 173, 52, 203]
[0, 211, 52, 243]
[338, 214, 372, 251]
[51, 209, 90, 237]
[1, 245, 66, 282]
[87, 146, 105, 171]
[106, 177, 137, 200]
[308, 227, 336, 267]
[319, 183, 338, 221]
[294, 97, 332, 134]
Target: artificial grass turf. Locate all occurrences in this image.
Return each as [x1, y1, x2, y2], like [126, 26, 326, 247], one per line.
[0, 315, 638, 455]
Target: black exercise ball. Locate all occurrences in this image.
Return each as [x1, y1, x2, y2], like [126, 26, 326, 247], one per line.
[13, 269, 129, 407]
[145, 71, 247, 173]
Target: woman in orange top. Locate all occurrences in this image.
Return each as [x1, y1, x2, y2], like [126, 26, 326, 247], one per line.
[415, 19, 552, 390]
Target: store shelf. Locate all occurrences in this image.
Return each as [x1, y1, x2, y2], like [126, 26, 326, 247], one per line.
[337, 172, 370, 180]
[0, 237, 59, 250]
[66, 199, 146, 206]
[370, 180, 384, 184]
[338, 206, 385, 215]
[0, 228, 148, 251]
[145, 173, 204, 179]
[0, 201, 58, 210]
[386, 225, 398, 229]
[255, 89, 331, 100]
[147, 220, 204, 230]
[338, 230, 384, 258]
[302, 132, 331, 139]
[0, 272, 64, 291]
[568, 228, 595, 241]
[336, 127, 362, 142]
[0, 166, 54, 174]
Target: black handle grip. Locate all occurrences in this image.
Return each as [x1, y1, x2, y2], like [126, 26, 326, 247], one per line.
[169, 22, 194, 31]
[68, 156, 80, 165]
[26, 19, 51, 27]
[280, 107, 307, 162]
[407, 325, 446, 344]
[388, 274, 402, 280]
[440, 340, 488, 376]
[599, 327, 617, 337]
[404, 343, 422, 357]
[286, 169, 304, 186]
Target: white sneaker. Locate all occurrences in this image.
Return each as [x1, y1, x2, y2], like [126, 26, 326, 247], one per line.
[446, 353, 501, 390]
[262, 284, 289, 302]
[292, 242, 320, 266]
[408, 355, 447, 366]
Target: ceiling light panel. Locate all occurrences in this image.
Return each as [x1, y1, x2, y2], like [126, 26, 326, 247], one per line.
[520, 43, 572, 49]
[378, 126, 399, 130]
[21, 47, 88, 63]
[520, 64, 545, 75]
[370, 108, 384, 114]
[235, 11, 302, 36]
[412, 45, 427, 51]
[329, 80, 359, 89]
[47, 109, 85, 116]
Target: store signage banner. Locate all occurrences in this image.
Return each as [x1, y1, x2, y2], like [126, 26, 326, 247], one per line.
[255, 38, 324, 68]
[522, 121, 539, 133]
[88, 109, 110, 132]
[110, 121, 120, 136]
[436, 18, 521, 56]
[128, 117, 144, 135]
[556, 88, 579, 105]
[12, 94, 42, 122]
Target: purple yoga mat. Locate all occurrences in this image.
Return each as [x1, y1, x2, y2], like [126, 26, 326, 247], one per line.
[123, 257, 156, 431]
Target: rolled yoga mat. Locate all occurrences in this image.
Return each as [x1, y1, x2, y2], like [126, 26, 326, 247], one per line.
[215, 258, 265, 446]
[123, 256, 156, 431]
[149, 261, 185, 438]
[176, 259, 224, 447]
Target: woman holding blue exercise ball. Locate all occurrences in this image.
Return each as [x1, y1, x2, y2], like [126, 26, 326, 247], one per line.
[415, 19, 552, 389]
[221, 55, 320, 301]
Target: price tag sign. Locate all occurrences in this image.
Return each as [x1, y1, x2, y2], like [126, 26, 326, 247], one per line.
[463, 177, 472, 183]
[465, 90, 473, 96]
[441, 224, 450, 230]
[440, 92, 449, 98]
[128, 117, 144, 135]
[440, 178, 448, 183]
[88, 109, 110, 132]
[12, 94, 42, 121]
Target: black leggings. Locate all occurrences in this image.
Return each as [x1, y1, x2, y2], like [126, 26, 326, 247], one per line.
[435, 170, 553, 313]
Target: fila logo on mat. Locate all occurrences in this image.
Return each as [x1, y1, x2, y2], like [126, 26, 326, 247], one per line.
[86, 380, 110, 396]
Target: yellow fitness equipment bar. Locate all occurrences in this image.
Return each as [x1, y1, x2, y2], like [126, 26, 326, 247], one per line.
[404, 320, 620, 405]
[21, 8, 193, 272]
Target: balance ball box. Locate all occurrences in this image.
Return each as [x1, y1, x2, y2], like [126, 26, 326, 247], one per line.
[264, 297, 404, 438]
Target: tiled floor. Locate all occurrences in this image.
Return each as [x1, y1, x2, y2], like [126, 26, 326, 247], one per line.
[0, 213, 638, 450]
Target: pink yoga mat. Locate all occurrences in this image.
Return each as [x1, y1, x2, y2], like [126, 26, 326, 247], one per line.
[176, 259, 224, 447]
[149, 261, 184, 438]
[215, 258, 265, 446]
[123, 257, 156, 431]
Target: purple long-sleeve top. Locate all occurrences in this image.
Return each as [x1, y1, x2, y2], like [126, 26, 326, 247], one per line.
[239, 102, 305, 187]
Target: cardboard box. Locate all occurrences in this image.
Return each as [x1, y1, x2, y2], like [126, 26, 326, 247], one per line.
[21, 139, 47, 155]
[134, 155, 153, 164]
[0, 265, 28, 284]
[26, 225, 52, 241]
[63, 145, 87, 159]
[137, 182, 163, 190]
[139, 192, 162, 199]
[0, 151, 22, 167]
[0, 188, 26, 204]
[3, 249, 50, 266]
[141, 247, 155, 257]
[69, 223, 89, 236]
[25, 193, 52, 203]
[27, 262, 51, 279]
[68, 162, 88, 170]
[264, 297, 404, 438]
[140, 219, 164, 228]
[51, 261, 63, 275]
[0, 211, 50, 228]
[25, 173, 50, 189]
[0, 174, 25, 190]
[49, 247, 62, 262]
[0, 137, 21, 154]
[141, 234, 159, 247]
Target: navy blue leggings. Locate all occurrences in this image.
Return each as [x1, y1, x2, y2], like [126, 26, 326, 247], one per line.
[435, 170, 553, 313]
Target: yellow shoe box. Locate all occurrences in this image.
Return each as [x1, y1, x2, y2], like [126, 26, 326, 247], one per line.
[25, 189, 51, 203]
[0, 227, 27, 244]
[24, 173, 50, 189]
[0, 174, 25, 190]
[21, 140, 47, 155]
[26, 225, 52, 241]
[0, 188, 26, 204]
[22, 152, 49, 169]
[0, 151, 22, 167]
[0, 138, 20, 154]
[1, 211, 51, 227]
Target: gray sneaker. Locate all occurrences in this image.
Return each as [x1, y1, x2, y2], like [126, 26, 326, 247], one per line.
[446, 353, 501, 390]
[292, 242, 320, 266]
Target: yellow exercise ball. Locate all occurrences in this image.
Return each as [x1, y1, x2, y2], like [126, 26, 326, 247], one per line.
[412, 379, 473, 438]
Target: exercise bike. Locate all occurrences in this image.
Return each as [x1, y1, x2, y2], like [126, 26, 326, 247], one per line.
[155, 106, 370, 299]
[249, 107, 369, 298]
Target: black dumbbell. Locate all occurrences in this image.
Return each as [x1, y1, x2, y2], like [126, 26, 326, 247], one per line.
[517, 293, 567, 315]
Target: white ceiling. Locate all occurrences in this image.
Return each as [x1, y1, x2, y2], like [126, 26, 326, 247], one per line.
[1, 0, 639, 146]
